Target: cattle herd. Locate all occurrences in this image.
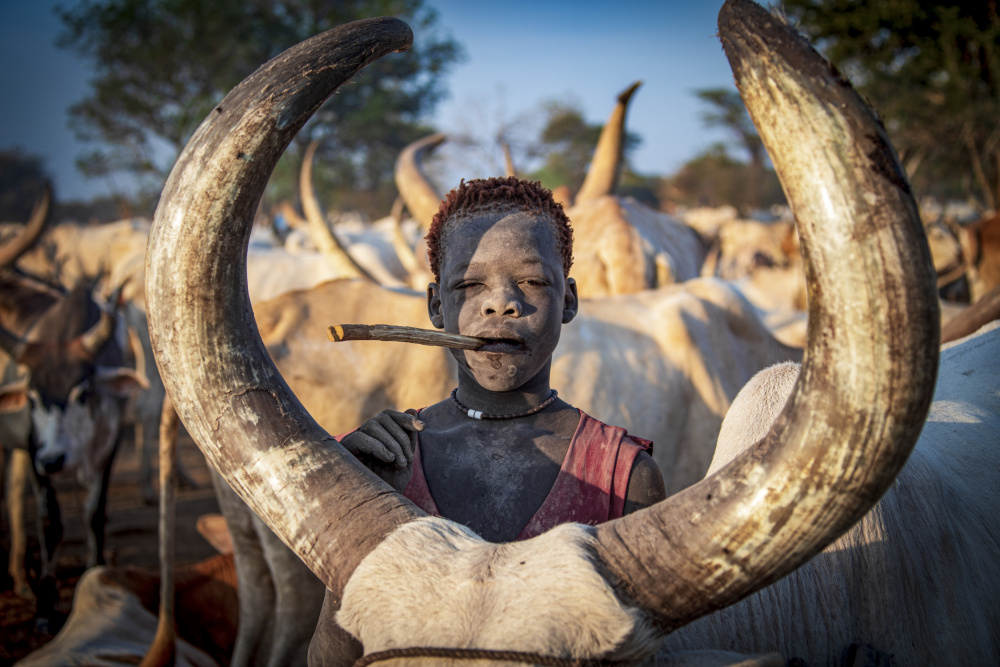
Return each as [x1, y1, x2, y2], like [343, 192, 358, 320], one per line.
[2, 1, 999, 665]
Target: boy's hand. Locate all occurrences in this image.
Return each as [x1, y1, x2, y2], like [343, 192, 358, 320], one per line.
[340, 409, 423, 492]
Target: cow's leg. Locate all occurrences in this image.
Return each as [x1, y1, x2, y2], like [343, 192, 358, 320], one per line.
[5, 447, 35, 601]
[126, 311, 199, 506]
[211, 469, 276, 666]
[256, 511, 325, 667]
[135, 417, 157, 505]
[28, 462, 62, 631]
[82, 440, 119, 568]
[140, 410, 199, 504]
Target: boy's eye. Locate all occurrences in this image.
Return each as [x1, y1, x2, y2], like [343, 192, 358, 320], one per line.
[519, 278, 548, 287]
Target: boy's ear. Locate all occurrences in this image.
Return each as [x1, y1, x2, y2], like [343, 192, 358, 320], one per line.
[427, 283, 444, 329]
[562, 277, 579, 324]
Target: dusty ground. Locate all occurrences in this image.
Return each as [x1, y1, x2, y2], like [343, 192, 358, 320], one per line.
[0, 428, 220, 666]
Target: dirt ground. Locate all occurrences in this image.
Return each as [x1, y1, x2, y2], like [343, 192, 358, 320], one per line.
[0, 428, 220, 666]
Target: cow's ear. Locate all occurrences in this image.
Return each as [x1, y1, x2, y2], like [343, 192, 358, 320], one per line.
[93, 367, 150, 396]
[0, 378, 29, 413]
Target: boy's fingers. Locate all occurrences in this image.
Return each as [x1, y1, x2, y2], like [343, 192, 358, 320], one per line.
[361, 420, 406, 466]
[375, 413, 413, 464]
[344, 432, 395, 463]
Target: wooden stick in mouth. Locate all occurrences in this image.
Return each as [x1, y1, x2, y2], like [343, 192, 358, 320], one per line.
[327, 324, 486, 350]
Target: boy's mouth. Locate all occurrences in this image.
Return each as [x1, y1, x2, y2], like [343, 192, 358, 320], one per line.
[475, 336, 527, 353]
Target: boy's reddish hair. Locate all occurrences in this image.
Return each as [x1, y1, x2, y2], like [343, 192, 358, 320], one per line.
[425, 177, 574, 283]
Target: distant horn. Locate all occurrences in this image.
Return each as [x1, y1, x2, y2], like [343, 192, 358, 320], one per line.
[388, 196, 426, 281]
[574, 81, 641, 205]
[594, 0, 939, 631]
[300, 139, 379, 282]
[502, 141, 517, 178]
[394, 133, 446, 231]
[79, 310, 117, 358]
[145, 18, 422, 598]
[0, 182, 51, 270]
[0, 324, 27, 361]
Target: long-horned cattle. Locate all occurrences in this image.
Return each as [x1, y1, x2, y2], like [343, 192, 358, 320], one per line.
[0, 187, 148, 629]
[143, 1, 962, 665]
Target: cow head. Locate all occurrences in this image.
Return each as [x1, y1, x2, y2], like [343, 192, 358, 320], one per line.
[0, 286, 148, 481]
[146, 0, 939, 661]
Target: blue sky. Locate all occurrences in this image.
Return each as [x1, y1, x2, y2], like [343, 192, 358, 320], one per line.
[0, 0, 740, 202]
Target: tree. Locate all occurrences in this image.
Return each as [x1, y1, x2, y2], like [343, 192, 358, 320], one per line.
[56, 0, 462, 217]
[694, 87, 767, 210]
[783, 0, 1000, 211]
[0, 149, 50, 222]
[663, 144, 784, 212]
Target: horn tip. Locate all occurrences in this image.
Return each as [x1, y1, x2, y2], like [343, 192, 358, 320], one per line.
[618, 81, 642, 104]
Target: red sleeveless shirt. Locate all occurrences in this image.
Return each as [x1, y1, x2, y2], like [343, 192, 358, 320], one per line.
[402, 409, 652, 541]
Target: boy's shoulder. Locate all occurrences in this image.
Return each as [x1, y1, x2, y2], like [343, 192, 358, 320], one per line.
[575, 409, 653, 454]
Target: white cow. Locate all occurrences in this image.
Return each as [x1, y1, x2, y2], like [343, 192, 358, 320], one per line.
[659, 323, 1000, 665]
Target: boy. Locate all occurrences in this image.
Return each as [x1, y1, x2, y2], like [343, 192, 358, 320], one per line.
[310, 176, 666, 663]
[340, 176, 666, 543]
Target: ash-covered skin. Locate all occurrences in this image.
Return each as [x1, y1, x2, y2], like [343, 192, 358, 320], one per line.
[428, 210, 577, 397]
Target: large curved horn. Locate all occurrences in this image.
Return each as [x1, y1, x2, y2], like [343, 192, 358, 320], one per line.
[574, 81, 641, 205]
[145, 18, 422, 598]
[594, 0, 939, 630]
[394, 133, 445, 231]
[0, 182, 51, 270]
[299, 139, 379, 282]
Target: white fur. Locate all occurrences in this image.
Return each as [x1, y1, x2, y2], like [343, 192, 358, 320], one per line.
[707, 361, 800, 476]
[660, 325, 1000, 665]
[339, 517, 662, 662]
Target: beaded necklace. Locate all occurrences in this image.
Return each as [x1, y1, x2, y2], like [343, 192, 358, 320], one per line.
[450, 388, 558, 420]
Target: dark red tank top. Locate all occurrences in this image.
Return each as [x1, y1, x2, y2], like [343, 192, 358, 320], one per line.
[403, 409, 652, 540]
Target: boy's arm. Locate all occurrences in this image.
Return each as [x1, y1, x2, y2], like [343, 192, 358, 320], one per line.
[623, 451, 667, 515]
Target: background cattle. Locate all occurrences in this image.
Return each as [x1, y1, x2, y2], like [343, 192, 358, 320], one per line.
[0, 191, 147, 628]
[395, 85, 707, 299]
[13, 397, 239, 667]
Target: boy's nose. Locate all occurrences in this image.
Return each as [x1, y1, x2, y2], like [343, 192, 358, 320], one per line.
[481, 291, 522, 317]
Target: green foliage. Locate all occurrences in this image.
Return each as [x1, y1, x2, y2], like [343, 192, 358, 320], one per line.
[0, 149, 50, 222]
[783, 0, 1000, 210]
[693, 87, 769, 210]
[663, 144, 784, 212]
[527, 102, 641, 194]
[56, 0, 462, 217]
[694, 88, 764, 164]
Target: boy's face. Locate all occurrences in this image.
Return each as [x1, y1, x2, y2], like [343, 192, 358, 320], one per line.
[428, 208, 578, 393]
